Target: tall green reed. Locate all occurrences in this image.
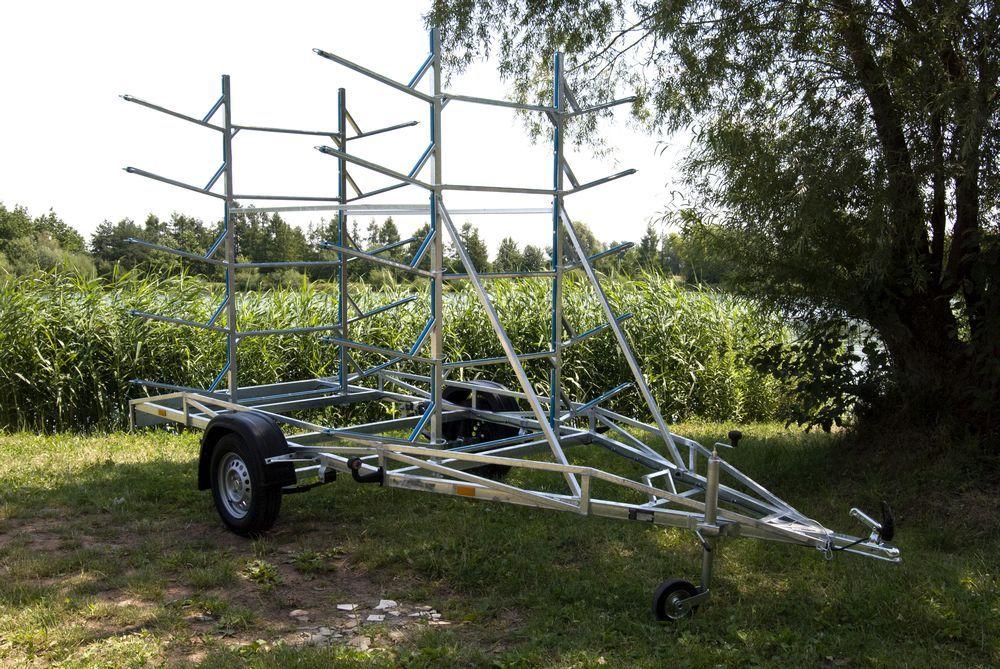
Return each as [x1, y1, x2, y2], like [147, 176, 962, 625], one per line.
[0, 269, 788, 432]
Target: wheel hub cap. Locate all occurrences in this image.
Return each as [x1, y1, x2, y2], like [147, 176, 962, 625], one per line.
[666, 592, 688, 619]
[219, 453, 252, 519]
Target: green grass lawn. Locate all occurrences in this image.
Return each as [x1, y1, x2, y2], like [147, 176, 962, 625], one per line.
[0, 425, 996, 668]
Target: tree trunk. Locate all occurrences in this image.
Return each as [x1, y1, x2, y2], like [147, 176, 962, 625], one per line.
[869, 286, 1000, 438]
[869, 289, 967, 415]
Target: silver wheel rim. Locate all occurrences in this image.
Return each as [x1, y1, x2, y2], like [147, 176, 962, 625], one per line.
[218, 452, 252, 519]
[664, 590, 690, 620]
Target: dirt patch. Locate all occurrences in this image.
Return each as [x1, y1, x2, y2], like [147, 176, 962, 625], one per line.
[0, 517, 66, 551]
[190, 528, 455, 654]
[2, 512, 453, 665]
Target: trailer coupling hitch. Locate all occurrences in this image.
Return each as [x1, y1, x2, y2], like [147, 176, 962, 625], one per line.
[713, 430, 743, 451]
[347, 457, 384, 486]
[850, 500, 895, 543]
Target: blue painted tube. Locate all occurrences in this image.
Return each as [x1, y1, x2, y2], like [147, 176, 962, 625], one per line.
[568, 313, 634, 345]
[205, 293, 229, 328]
[407, 401, 435, 441]
[204, 162, 227, 191]
[409, 228, 434, 267]
[410, 316, 434, 356]
[205, 228, 227, 259]
[407, 52, 434, 88]
[352, 357, 402, 381]
[408, 142, 435, 177]
[208, 360, 232, 392]
[202, 95, 224, 123]
[574, 382, 632, 415]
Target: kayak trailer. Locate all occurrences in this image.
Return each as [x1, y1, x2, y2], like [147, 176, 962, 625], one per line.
[124, 29, 899, 621]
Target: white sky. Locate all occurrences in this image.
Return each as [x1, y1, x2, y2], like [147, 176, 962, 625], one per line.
[0, 0, 688, 253]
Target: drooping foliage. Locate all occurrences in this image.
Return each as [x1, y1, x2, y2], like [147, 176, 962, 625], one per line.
[430, 1, 1000, 435]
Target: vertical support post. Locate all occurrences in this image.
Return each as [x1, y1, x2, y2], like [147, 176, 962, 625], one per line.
[337, 88, 349, 392]
[700, 449, 721, 591]
[579, 471, 591, 515]
[429, 28, 445, 443]
[549, 52, 565, 428]
[221, 75, 239, 402]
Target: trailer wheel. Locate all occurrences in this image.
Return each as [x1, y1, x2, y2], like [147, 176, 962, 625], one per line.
[210, 433, 282, 537]
[442, 381, 519, 480]
[652, 579, 700, 621]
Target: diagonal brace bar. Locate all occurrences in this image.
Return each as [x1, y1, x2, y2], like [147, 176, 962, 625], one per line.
[346, 181, 409, 202]
[568, 382, 633, 418]
[203, 95, 225, 122]
[408, 143, 434, 178]
[348, 120, 419, 141]
[206, 294, 229, 328]
[205, 162, 227, 191]
[121, 95, 224, 132]
[129, 309, 228, 334]
[410, 317, 435, 356]
[205, 228, 227, 259]
[560, 207, 685, 467]
[408, 52, 434, 88]
[564, 313, 634, 346]
[407, 401, 435, 442]
[438, 200, 581, 496]
[316, 145, 431, 190]
[313, 48, 434, 103]
[564, 169, 636, 195]
[322, 335, 433, 364]
[565, 242, 635, 270]
[565, 96, 638, 117]
[126, 237, 228, 266]
[352, 295, 419, 322]
[443, 350, 555, 370]
[124, 167, 226, 200]
[319, 241, 433, 278]
[208, 361, 231, 392]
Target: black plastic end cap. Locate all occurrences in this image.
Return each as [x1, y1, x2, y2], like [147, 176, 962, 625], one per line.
[347, 457, 384, 486]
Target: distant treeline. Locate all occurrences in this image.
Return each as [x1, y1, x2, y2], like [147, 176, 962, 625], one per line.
[0, 202, 726, 287]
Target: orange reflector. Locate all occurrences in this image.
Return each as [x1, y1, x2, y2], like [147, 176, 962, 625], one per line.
[157, 409, 167, 417]
[455, 485, 476, 497]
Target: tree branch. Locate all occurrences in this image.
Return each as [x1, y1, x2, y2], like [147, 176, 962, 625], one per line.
[567, 14, 655, 73]
[940, 5, 984, 296]
[929, 113, 946, 280]
[831, 0, 929, 263]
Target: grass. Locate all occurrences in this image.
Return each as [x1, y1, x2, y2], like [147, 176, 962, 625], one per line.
[0, 426, 997, 668]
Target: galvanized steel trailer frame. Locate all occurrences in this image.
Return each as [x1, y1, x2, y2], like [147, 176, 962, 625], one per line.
[124, 29, 899, 619]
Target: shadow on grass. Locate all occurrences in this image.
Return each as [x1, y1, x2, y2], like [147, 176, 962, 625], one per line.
[1, 429, 997, 668]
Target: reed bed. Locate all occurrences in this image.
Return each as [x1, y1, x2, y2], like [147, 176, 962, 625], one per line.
[0, 270, 788, 431]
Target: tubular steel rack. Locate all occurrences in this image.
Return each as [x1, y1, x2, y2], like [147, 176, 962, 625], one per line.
[124, 29, 899, 620]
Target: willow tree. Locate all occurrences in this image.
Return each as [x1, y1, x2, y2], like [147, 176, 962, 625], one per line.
[430, 1, 999, 432]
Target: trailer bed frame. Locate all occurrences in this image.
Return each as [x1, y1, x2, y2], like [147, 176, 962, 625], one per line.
[125, 28, 899, 620]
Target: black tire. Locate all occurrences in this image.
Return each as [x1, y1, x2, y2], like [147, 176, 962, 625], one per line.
[652, 579, 700, 621]
[209, 433, 282, 537]
[441, 381, 519, 480]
